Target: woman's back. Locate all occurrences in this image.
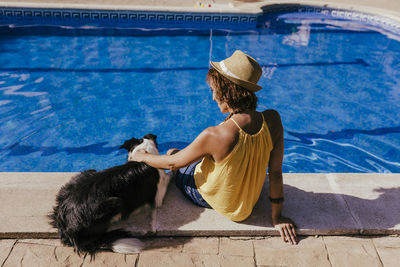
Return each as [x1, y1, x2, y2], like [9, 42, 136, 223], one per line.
[194, 111, 274, 221]
[209, 110, 282, 164]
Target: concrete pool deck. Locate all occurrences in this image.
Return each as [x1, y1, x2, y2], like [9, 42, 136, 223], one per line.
[1, 173, 400, 239]
[0, 172, 400, 266]
[1, 0, 400, 265]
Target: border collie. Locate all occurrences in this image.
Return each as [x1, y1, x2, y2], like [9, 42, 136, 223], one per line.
[49, 134, 172, 255]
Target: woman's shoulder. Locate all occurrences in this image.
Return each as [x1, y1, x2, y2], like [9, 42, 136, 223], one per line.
[262, 109, 283, 144]
[202, 123, 237, 141]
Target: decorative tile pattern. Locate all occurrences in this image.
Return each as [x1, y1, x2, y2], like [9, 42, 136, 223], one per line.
[0, 5, 399, 34]
[0, 7, 257, 27]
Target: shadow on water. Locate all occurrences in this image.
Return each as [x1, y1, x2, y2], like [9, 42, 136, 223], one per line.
[4, 141, 190, 157]
[5, 123, 399, 157]
[0, 59, 368, 73]
[6, 142, 120, 156]
[244, 182, 400, 232]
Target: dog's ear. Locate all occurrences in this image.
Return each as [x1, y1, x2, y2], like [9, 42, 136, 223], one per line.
[143, 134, 157, 142]
[119, 137, 142, 151]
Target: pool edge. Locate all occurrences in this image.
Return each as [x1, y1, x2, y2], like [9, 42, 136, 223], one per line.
[0, 0, 400, 21]
[1, 172, 399, 239]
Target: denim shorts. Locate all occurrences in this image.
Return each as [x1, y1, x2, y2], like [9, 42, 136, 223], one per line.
[174, 161, 211, 208]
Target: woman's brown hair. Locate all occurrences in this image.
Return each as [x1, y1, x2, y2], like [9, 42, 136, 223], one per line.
[206, 68, 258, 119]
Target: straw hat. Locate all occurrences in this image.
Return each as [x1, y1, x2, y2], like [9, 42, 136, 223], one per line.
[210, 50, 262, 92]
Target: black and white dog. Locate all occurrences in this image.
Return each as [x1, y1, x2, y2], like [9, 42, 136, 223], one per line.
[49, 134, 172, 255]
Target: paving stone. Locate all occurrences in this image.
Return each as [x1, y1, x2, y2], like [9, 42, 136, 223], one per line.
[0, 240, 16, 265]
[83, 251, 138, 266]
[17, 239, 63, 246]
[3, 241, 54, 267]
[323, 236, 383, 267]
[138, 251, 220, 267]
[144, 237, 187, 252]
[219, 254, 255, 267]
[373, 236, 400, 267]
[182, 237, 219, 254]
[329, 174, 400, 234]
[219, 237, 254, 257]
[2, 241, 84, 267]
[253, 236, 331, 267]
[52, 246, 87, 267]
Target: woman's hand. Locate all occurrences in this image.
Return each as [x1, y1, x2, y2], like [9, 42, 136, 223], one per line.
[272, 216, 297, 245]
[130, 150, 147, 162]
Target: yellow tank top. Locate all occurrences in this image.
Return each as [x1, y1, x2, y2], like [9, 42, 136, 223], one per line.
[194, 113, 273, 221]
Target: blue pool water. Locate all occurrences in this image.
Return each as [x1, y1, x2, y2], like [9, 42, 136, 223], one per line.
[0, 10, 400, 172]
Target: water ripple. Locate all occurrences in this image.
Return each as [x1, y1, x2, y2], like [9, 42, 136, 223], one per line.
[0, 83, 47, 97]
[0, 100, 11, 106]
[286, 126, 400, 144]
[284, 138, 400, 173]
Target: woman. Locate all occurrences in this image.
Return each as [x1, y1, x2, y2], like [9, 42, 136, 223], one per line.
[132, 50, 297, 244]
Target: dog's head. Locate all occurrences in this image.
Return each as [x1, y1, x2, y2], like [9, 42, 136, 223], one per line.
[119, 133, 159, 161]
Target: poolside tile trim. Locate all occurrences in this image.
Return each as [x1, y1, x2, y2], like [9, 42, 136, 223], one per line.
[0, 5, 400, 33]
[0, 7, 258, 27]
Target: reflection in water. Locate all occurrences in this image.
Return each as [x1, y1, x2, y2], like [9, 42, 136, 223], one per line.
[282, 22, 311, 47]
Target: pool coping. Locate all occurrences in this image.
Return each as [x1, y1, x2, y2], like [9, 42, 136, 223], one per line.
[0, 0, 399, 17]
[1, 172, 399, 239]
[2, 1, 400, 38]
[0, 0, 399, 20]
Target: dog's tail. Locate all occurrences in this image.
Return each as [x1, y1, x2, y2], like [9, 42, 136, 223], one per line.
[101, 230, 145, 254]
[77, 230, 145, 255]
[111, 237, 145, 254]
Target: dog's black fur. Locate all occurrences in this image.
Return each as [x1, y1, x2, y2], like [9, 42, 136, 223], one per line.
[49, 134, 161, 255]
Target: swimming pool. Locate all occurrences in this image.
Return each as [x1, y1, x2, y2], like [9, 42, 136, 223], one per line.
[0, 6, 399, 172]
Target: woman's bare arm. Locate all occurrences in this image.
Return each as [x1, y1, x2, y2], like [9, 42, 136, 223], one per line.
[264, 109, 297, 244]
[131, 127, 218, 170]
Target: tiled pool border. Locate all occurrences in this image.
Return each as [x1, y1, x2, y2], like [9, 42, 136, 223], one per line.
[0, 4, 400, 34]
[0, 7, 259, 27]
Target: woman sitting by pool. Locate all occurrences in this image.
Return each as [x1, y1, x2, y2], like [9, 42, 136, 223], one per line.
[132, 50, 297, 244]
